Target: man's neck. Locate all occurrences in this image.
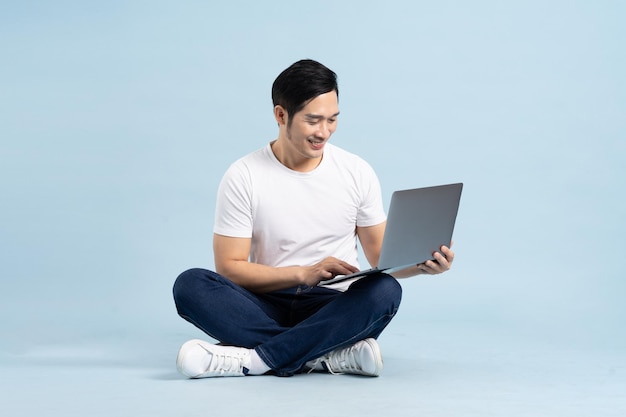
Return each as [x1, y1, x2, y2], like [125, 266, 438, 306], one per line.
[270, 139, 323, 172]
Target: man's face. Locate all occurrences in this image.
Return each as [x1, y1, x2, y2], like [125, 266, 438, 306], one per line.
[285, 91, 339, 161]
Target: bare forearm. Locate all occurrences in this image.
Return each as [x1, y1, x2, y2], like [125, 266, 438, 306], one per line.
[392, 245, 455, 279]
[391, 265, 424, 279]
[213, 233, 360, 293]
[217, 261, 304, 293]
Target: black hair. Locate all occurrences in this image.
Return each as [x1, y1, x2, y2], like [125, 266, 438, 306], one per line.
[271, 59, 338, 126]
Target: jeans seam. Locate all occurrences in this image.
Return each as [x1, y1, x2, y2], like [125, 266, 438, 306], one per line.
[320, 309, 398, 357]
[262, 308, 399, 376]
[177, 312, 221, 343]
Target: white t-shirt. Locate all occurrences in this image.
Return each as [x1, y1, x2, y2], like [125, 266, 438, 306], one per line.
[213, 142, 386, 290]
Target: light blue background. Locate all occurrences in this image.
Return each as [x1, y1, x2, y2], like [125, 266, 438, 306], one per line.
[1, 1, 624, 416]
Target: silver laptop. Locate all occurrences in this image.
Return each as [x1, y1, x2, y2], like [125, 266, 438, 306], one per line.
[326, 183, 463, 284]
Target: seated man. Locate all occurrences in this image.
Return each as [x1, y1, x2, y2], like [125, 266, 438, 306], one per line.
[173, 59, 454, 378]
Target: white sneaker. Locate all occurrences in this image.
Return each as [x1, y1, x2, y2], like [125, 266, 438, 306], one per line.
[176, 339, 251, 378]
[311, 338, 383, 376]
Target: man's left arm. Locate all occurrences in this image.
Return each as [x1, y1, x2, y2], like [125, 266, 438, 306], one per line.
[356, 222, 386, 269]
[356, 222, 455, 279]
[391, 243, 454, 278]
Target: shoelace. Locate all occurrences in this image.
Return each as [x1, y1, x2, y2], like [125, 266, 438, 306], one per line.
[321, 345, 362, 375]
[305, 358, 324, 374]
[202, 346, 248, 377]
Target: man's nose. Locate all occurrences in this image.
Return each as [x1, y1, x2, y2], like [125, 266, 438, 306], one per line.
[316, 122, 331, 139]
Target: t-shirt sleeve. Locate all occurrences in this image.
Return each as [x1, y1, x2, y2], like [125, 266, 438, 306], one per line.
[213, 162, 254, 238]
[356, 161, 387, 227]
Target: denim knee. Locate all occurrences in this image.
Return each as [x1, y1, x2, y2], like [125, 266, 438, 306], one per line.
[352, 273, 403, 313]
[172, 268, 206, 314]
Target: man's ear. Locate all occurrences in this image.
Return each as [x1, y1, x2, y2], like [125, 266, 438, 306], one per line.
[274, 105, 288, 126]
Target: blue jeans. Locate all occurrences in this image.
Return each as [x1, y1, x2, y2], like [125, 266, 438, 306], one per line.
[173, 268, 402, 376]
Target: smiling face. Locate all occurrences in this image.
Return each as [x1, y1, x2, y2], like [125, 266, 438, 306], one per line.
[272, 90, 339, 172]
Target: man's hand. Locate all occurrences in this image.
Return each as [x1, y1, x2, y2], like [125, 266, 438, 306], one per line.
[300, 257, 360, 286]
[391, 243, 455, 279]
[417, 244, 454, 275]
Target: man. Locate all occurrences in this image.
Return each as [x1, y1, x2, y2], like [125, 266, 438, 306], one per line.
[173, 59, 454, 378]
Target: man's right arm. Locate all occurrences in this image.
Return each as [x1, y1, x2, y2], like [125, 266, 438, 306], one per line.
[213, 233, 359, 293]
